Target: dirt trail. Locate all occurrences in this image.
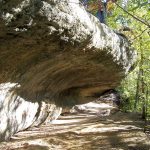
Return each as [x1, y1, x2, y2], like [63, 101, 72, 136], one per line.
[0, 112, 149, 150]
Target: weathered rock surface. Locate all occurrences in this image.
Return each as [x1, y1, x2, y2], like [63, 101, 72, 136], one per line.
[70, 90, 120, 116]
[0, 83, 62, 141]
[0, 0, 136, 141]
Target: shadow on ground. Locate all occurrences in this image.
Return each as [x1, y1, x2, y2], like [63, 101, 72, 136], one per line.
[0, 112, 149, 150]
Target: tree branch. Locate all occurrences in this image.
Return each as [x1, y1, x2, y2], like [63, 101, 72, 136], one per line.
[115, 3, 150, 28]
[131, 28, 149, 41]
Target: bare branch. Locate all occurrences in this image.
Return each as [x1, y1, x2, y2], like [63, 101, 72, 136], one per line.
[131, 28, 149, 41]
[115, 3, 150, 28]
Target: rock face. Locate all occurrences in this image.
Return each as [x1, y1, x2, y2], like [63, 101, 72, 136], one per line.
[0, 83, 62, 141]
[0, 0, 136, 141]
[70, 90, 120, 116]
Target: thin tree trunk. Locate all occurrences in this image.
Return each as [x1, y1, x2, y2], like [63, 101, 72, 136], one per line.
[145, 84, 148, 120]
[134, 69, 140, 110]
[140, 41, 146, 120]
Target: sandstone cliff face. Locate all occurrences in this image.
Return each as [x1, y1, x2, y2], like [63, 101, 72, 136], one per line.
[0, 0, 136, 141]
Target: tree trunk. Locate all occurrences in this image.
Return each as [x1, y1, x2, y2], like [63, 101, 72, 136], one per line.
[140, 39, 146, 120]
[134, 68, 140, 110]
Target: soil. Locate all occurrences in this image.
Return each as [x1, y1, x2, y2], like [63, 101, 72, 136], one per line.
[0, 111, 149, 150]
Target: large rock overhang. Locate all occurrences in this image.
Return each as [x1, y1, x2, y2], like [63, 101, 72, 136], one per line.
[0, 0, 137, 106]
[0, 0, 137, 141]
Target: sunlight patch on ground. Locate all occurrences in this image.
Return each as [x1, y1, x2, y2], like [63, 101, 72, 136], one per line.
[73, 125, 142, 134]
[51, 118, 87, 124]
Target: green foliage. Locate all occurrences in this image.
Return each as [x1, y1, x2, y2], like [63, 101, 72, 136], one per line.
[81, 0, 150, 119]
[108, 0, 150, 119]
[117, 71, 137, 112]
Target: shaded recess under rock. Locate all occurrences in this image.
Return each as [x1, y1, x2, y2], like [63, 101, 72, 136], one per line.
[0, 0, 136, 141]
[70, 90, 121, 116]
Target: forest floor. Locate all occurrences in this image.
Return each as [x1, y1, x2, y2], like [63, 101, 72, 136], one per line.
[0, 111, 150, 150]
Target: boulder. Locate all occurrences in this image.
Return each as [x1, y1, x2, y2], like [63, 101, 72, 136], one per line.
[0, 0, 136, 141]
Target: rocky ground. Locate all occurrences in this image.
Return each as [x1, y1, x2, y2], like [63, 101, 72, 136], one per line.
[0, 111, 149, 150]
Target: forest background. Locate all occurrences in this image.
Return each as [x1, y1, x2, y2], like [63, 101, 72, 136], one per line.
[80, 0, 150, 120]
